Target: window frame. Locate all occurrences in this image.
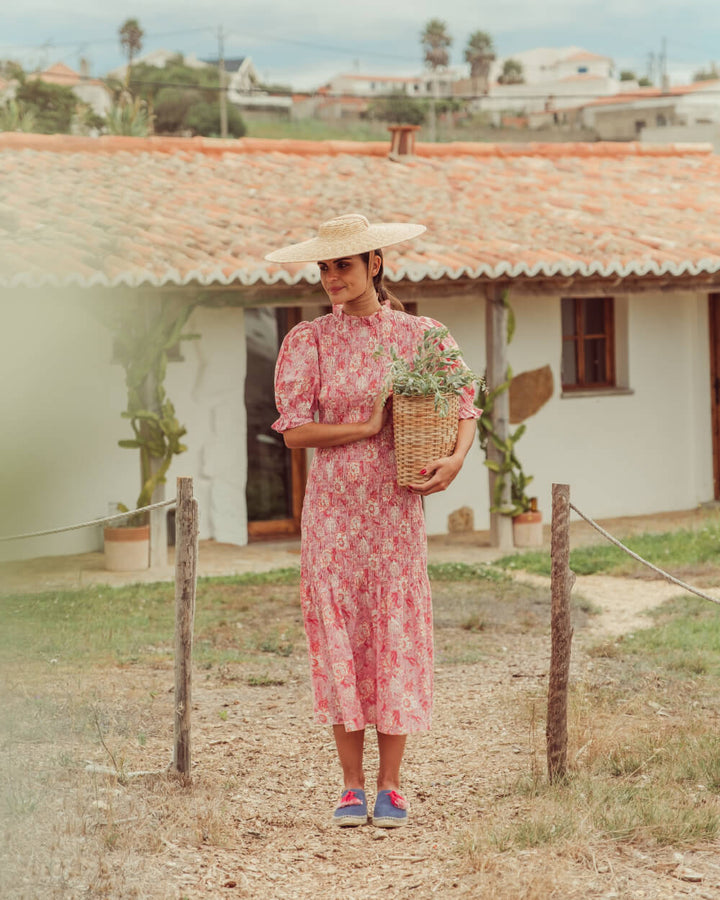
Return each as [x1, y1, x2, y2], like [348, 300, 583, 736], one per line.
[561, 296, 617, 392]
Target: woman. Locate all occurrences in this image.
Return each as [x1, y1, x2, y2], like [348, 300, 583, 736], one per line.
[266, 214, 481, 828]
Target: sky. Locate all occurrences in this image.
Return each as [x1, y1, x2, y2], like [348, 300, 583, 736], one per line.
[2, 0, 719, 90]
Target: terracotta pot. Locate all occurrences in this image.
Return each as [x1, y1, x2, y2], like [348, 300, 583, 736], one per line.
[512, 510, 543, 548]
[103, 524, 150, 572]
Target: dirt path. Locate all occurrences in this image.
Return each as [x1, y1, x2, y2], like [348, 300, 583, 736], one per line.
[516, 571, 690, 638]
[5, 570, 720, 899]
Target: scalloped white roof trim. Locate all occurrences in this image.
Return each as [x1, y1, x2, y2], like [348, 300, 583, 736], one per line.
[3, 257, 720, 289]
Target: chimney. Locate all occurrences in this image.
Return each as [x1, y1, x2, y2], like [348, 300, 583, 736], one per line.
[79, 57, 90, 79]
[388, 124, 420, 159]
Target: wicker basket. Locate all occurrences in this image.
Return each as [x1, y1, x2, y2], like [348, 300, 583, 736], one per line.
[393, 393, 460, 486]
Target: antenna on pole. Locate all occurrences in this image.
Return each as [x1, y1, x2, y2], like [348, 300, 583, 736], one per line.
[218, 26, 228, 139]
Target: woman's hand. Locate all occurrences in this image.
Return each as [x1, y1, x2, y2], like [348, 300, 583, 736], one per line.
[408, 454, 463, 495]
[406, 418, 476, 495]
[366, 390, 392, 437]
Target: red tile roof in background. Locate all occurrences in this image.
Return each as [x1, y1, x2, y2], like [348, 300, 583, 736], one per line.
[1, 133, 719, 290]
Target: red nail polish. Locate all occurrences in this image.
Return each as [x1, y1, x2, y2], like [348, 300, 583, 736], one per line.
[419, 468, 427, 475]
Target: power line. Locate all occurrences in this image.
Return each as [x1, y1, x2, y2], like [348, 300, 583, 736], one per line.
[0, 26, 215, 53]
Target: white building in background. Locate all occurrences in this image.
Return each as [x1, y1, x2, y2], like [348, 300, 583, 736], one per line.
[473, 47, 623, 117]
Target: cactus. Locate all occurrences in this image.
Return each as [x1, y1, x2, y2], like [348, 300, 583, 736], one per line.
[476, 292, 534, 517]
[104, 296, 199, 523]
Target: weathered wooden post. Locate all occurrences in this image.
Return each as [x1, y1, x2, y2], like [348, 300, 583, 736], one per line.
[173, 476, 199, 775]
[547, 482, 575, 782]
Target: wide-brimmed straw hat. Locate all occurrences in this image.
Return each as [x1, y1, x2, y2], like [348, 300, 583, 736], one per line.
[264, 213, 426, 263]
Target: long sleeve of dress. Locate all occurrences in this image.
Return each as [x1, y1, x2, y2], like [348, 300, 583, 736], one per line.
[272, 321, 319, 433]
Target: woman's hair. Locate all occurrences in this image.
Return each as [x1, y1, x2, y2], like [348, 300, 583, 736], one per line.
[361, 249, 404, 311]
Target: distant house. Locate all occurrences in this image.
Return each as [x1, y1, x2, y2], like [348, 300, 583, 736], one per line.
[201, 56, 292, 115]
[30, 62, 112, 117]
[578, 79, 720, 141]
[2, 134, 720, 563]
[463, 46, 622, 117]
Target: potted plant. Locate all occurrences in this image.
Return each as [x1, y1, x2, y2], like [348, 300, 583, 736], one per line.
[477, 376, 543, 548]
[102, 297, 198, 571]
[377, 326, 481, 486]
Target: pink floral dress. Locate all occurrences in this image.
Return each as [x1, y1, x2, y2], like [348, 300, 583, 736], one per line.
[272, 303, 480, 734]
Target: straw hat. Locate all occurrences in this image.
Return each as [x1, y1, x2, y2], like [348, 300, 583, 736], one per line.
[264, 213, 426, 263]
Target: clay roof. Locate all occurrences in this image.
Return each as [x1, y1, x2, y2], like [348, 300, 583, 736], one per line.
[1, 133, 720, 291]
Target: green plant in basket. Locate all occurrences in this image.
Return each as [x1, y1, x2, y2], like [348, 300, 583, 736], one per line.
[376, 326, 482, 413]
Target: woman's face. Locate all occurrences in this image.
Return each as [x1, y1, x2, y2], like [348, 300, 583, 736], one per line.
[318, 255, 378, 304]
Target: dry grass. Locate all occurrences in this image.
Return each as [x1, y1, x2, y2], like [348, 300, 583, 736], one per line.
[3, 572, 720, 898]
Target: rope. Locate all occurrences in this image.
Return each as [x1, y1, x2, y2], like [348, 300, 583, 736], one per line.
[570, 502, 720, 607]
[0, 499, 177, 543]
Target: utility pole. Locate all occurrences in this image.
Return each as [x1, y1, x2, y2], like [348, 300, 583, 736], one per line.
[218, 26, 228, 139]
[660, 37, 668, 92]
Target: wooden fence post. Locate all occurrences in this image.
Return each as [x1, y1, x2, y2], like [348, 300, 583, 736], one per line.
[546, 482, 575, 782]
[173, 476, 199, 775]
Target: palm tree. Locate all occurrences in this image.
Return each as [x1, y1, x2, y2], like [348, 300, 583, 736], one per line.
[119, 18, 144, 84]
[421, 19, 452, 71]
[464, 30, 495, 95]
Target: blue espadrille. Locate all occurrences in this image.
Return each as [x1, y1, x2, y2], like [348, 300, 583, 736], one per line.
[332, 788, 368, 827]
[372, 789, 408, 828]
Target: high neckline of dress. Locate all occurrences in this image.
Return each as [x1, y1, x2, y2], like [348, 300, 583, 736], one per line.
[334, 302, 391, 324]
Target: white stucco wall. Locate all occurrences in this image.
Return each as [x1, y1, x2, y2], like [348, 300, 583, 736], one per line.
[1, 290, 138, 561]
[505, 289, 713, 522]
[1, 295, 248, 562]
[2, 285, 714, 563]
[415, 295, 489, 535]
[164, 305, 247, 545]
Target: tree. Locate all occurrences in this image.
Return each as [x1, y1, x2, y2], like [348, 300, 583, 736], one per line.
[126, 59, 220, 105]
[119, 18, 144, 83]
[498, 58, 524, 86]
[184, 101, 246, 137]
[693, 63, 719, 82]
[464, 30, 495, 94]
[153, 87, 204, 133]
[15, 80, 76, 133]
[619, 69, 637, 81]
[421, 19, 452, 70]
[367, 93, 426, 126]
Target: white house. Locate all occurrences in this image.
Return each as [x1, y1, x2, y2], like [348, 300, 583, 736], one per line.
[28, 62, 113, 117]
[2, 134, 720, 562]
[473, 47, 622, 117]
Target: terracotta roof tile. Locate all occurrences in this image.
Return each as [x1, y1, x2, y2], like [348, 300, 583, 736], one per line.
[1, 134, 720, 288]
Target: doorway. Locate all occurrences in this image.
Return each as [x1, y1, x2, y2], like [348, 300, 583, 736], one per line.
[245, 307, 306, 537]
[709, 294, 720, 499]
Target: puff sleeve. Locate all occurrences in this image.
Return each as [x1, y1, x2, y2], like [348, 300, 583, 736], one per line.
[272, 321, 320, 433]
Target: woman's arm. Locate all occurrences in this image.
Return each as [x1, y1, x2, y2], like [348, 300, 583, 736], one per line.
[408, 417, 477, 496]
[283, 392, 389, 449]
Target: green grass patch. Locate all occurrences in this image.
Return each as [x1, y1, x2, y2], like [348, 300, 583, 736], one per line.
[0, 570, 303, 669]
[245, 117, 386, 142]
[621, 595, 720, 676]
[493, 523, 720, 577]
[427, 561, 510, 583]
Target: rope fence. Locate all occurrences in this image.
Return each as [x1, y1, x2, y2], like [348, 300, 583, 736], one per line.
[569, 502, 720, 607]
[0, 479, 198, 778]
[0, 498, 176, 543]
[547, 482, 720, 783]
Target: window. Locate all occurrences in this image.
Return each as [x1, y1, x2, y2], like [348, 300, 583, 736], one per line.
[561, 297, 616, 390]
